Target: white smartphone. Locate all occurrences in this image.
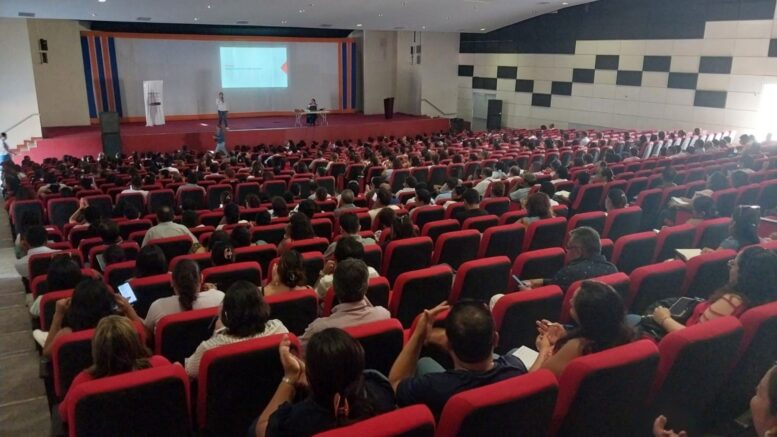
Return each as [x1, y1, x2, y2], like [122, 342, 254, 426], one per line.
[118, 282, 137, 305]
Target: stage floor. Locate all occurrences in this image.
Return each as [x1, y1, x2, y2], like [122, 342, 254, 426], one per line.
[27, 113, 450, 161]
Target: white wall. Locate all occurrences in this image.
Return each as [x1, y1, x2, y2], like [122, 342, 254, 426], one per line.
[395, 31, 423, 115]
[27, 19, 91, 127]
[419, 32, 459, 117]
[362, 30, 397, 115]
[0, 18, 42, 147]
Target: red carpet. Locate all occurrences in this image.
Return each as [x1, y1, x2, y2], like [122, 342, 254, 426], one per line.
[26, 114, 450, 162]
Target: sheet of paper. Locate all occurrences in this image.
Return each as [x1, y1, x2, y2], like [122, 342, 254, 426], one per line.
[511, 345, 540, 368]
[675, 248, 702, 261]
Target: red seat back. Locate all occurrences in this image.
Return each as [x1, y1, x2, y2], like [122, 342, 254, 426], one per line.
[432, 229, 480, 270]
[523, 217, 567, 251]
[381, 236, 433, 286]
[313, 405, 435, 437]
[492, 286, 563, 354]
[450, 256, 511, 304]
[390, 264, 453, 328]
[626, 260, 687, 313]
[511, 248, 566, 291]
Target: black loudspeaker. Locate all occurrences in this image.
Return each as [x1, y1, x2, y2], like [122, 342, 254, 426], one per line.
[102, 133, 122, 157]
[486, 100, 502, 131]
[39, 39, 48, 51]
[451, 118, 464, 133]
[383, 97, 395, 119]
[99, 111, 120, 134]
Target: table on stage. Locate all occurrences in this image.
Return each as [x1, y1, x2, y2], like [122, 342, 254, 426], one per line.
[294, 109, 330, 127]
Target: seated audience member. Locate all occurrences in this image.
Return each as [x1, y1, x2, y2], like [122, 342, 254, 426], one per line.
[397, 176, 418, 196]
[313, 187, 331, 202]
[264, 250, 310, 297]
[181, 209, 200, 229]
[474, 168, 500, 196]
[526, 227, 617, 293]
[389, 301, 527, 418]
[39, 279, 116, 357]
[413, 188, 433, 207]
[509, 172, 537, 203]
[659, 167, 677, 189]
[731, 170, 750, 189]
[719, 205, 764, 250]
[566, 172, 590, 204]
[69, 202, 102, 230]
[102, 244, 126, 267]
[217, 202, 248, 230]
[122, 204, 141, 221]
[373, 207, 396, 241]
[128, 259, 224, 334]
[207, 230, 230, 252]
[435, 177, 460, 202]
[253, 329, 395, 437]
[141, 206, 198, 246]
[684, 195, 717, 227]
[185, 280, 288, 377]
[315, 236, 380, 298]
[490, 181, 506, 198]
[333, 189, 358, 218]
[14, 225, 57, 279]
[531, 281, 634, 376]
[29, 255, 84, 317]
[55, 316, 166, 431]
[134, 245, 168, 278]
[210, 240, 235, 267]
[647, 246, 777, 333]
[520, 192, 554, 225]
[368, 189, 399, 221]
[97, 219, 122, 245]
[230, 226, 253, 248]
[300, 258, 389, 348]
[604, 188, 628, 212]
[296, 199, 319, 220]
[176, 172, 206, 198]
[324, 213, 376, 258]
[278, 213, 316, 254]
[455, 188, 488, 224]
[271, 196, 290, 218]
[381, 214, 418, 248]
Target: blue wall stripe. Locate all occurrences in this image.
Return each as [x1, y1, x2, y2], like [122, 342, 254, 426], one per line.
[351, 42, 356, 109]
[93, 37, 109, 112]
[341, 43, 347, 109]
[108, 37, 123, 116]
[80, 36, 97, 118]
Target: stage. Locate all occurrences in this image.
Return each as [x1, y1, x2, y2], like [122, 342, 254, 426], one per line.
[25, 113, 451, 162]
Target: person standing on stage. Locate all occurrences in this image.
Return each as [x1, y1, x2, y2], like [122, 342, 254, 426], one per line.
[307, 98, 318, 126]
[214, 123, 227, 155]
[216, 92, 228, 128]
[0, 133, 14, 164]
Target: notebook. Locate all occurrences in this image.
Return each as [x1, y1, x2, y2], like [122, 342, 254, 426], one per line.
[675, 248, 702, 262]
[511, 346, 539, 368]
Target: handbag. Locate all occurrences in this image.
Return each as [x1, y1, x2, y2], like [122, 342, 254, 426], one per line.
[638, 297, 705, 340]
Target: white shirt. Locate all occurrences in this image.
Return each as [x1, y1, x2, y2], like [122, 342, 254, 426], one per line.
[142, 221, 198, 246]
[0, 138, 9, 156]
[15, 246, 59, 279]
[121, 187, 149, 200]
[216, 99, 228, 112]
[143, 289, 225, 332]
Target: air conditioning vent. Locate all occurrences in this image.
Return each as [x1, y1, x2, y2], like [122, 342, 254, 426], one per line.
[136, 17, 152, 21]
[319, 24, 333, 27]
[236, 20, 249, 24]
[18, 12, 36, 17]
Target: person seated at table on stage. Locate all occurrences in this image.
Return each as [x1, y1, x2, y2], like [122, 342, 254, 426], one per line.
[307, 98, 318, 126]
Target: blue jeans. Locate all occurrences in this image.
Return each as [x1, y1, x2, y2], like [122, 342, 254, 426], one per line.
[217, 110, 228, 127]
[215, 142, 227, 154]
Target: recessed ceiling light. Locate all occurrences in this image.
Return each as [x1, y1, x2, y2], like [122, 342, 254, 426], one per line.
[356, 23, 362, 27]
[562, 1, 568, 4]
[207, 4, 211, 8]
[281, 20, 288, 24]
[91, 12, 97, 17]
[98, 0, 106, 3]
[378, 13, 383, 17]
[298, 8, 305, 13]
[480, 27, 486, 31]
[193, 17, 199, 21]
[421, 25, 426, 29]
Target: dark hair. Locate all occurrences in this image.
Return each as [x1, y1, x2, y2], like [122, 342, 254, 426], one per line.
[375, 207, 396, 229]
[389, 214, 416, 242]
[103, 244, 126, 266]
[47, 255, 83, 292]
[568, 226, 602, 258]
[376, 189, 392, 207]
[445, 301, 495, 363]
[339, 213, 360, 234]
[560, 281, 634, 354]
[662, 167, 677, 184]
[277, 250, 306, 288]
[315, 187, 329, 201]
[245, 194, 262, 208]
[135, 245, 167, 278]
[305, 328, 373, 424]
[230, 226, 252, 248]
[416, 188, 432, 204]
[271, 197, 289, 217]
[490, 182, 506, 198]
[707, 171, 729, 191]
[334, 236, 366, 263]
[726, 246, 777, 307]
[221, 280, 270, 337]
[156, 206, 174, 223]
[730, 206, 761, 247]
[692, 196, 716, 219]
[97, 220, 121, 244]
[731, 170, 749, 189]
[88, 315, 151, 379]
[340, 189, 355, 205]
[288, 213, 315, 240]
[172, 259, 201, 311]
[297, 199, 319, 219]
[66, 279, 115, 332]
[526, 192, 552, 219]
[208, 230, 231, 251]
[463, 188, 480, 206]
[83, 205, 102, 225]
[576, 172, 591, 185]
[223, 202, 240, 225]
[181, 210, 199, 228]
[333, 258, 368, 303]
[210, 241, 235, 266]
[24, 225, 47, 248]
[607, 189, 627, 209]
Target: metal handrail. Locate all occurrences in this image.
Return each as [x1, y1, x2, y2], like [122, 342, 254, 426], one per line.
[421, 99, 457, 117]
[3, 113, 39, 134]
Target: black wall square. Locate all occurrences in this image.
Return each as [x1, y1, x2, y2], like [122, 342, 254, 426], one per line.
[699, 56, 733, 74]
[458, 65, 474, 76]
[616, 70, 643, 86]
[595, 55, 620, 70]
[769, 39, 777, 57]
[516, 79, 535, 92]
[532, 93, 552, 107]
[572, 68, 595, 83]
[694, 90, 727, 108]
[643, 55, 672, 72]
[472, 77, 498, 90]
[667, 72, 698, 90]
[497, 66, 518, 79]
[551, 81, 573, 95]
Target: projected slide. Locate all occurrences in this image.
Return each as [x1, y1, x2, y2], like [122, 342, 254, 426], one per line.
[220, 47, 288, 88]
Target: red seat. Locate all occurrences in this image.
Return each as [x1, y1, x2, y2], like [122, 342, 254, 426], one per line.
[611, 231, 657, 274]
[202, 261, 262, 291]
[310, 218, 334, 240]
[655, 224, 695, 261]
[635, 188, 663, 230]
[432, 229, 480, 271]
[29, 249, 83, 282]
[206, 184, 233, 210]
[102, 260, 136, 289]
[147, 189, 175, 214]
[169, 252, 214, 273]
[625, 177, 649, 201]
[315, 176, 337, 195]
[551, 340, 660, 436]
[251, 223, 288, 246]
[511, 248, 566, 291]
[38, 290, 74, 331]
[478, 223, 525, 259]
[443, 202, 465, 220]
[523, 217, 567, 251]
[264, 290, 318, 335]
[410, 205, 445, 231]
[602, 206, 642, 242]
[570, 183, 605, 214]
[67, 362, 191, 437]
[449, 256, 511, 304]
[693, 217, 731, 249]
[381, 236, 433, 286]
[436, 371, 558, 437]
[758, 179, 777, 211]
[462, 214, 499, 232]
[118, 219, 153, 240]
[682, 249, 735, 299]
[561, 273, 630, 324]
[88, 241, 140, 271]
[342, 318, 404, 376]
[735, 183, 761, 206]
[129, 273, 174, 318]
[233, 244, 277, 277]
[626, 260, 687, 313]
[262, 180, 287, 198]
[363, 244, 383, 272]
[313, 404, 435, 437]
[235, 182, 261, 205]
[116, 192, 146, 215]
[197, 334, 300, 436]
[146, 235, 193, 267]
[285, 237, 330, 254]
[712, 188, 738, 218]
[155, 307, 220, 365]
[421, 219, 460, 245]
[565, 211, 606, 243]
[648, 317, 743, 435]
[12, 199, 45, 227]
[47, 198, 79, 229]
[322, 276, 391, 316]
[198, 211, 223, 228]
[177, 187, 206, 210]
[128, 230, 147, 246]
[492, 286, 563, 354]
[390, 264, 453, 328]
[78, 236, 103, 263]
[480, 197, 510, 216]
[499, 209, 527, 225]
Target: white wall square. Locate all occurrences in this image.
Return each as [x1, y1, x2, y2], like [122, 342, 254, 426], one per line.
[614, 99, 640, 116]
[479, 53, 499, 67]
[595, 40, 621, 54]
[549, 67, 573, 82]
[592, 84, 616, 99]
[518, 67, 536, 80]
[704, 21, 738, 39]
[620, 40, 646, 55]
[728, 75, 764, 93]
[771, 20, 777, 38]
[534, 54, 556, 67]
[640, 87, 668, 103]
[496, 53, 519, 66]
[642, 72, 669, 88]
[612, 113, 638, 129]
[697, 73, 730, 90]
[733, 39, 770, 57]
[552, 95, 573, 110]
[571, 83, 594, 97]
[497, 79, 515, 92]
[693, 107, 726, 125]
[663, 104, 692, 123]
[701, 38, 736, 56]
[474, 65, 497, 77]
[516, 54, 534, 67]
[458, 53, 475, 65]
[732, 57, 769, 75]
[763, 58, 777, 76]
[736, 20, 773, 39]
[595, 70, 617, 85]
[726, 91, 761, 111]
[534, 80, 552, 94]
[644, 39, 674, 54]
[515, 93, 532, 105]
[615, 85, 640, 100]
[555, 55, 575, 69]
[638, 102, 666, 119]
[671, 56, 700, 73]
[666, 89, 695, 105]
[575, 40, 597, 55]
[725, 109, 759, 128]
[672, 39, 704, 56]
[458, 77, 472, 89]
[619, 55, 643, 70]
[572, 54, 596, 68]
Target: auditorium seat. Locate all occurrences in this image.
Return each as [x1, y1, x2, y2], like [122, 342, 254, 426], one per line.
[654, 224, 695, 262]
[381, 237, 433, 286]
[102, 260, 136, 289]
[478, 223, 525, 259]
[88, 241, 140, 271]
[264, 290, 318, 336]
[712, 188, 738, 219]
[147, 189, 175, 214]
[462, 214, 499, 233]
[561, 273, 630, 324]
[155, 307, 220, 365]
[625, 177, 648, 201]
[436, 371, 558, 437]
[77, 237, 103, 263]
[129, 273, 174, 318]
[38, 290, 74, 331]
[570, 183, 605, 214]
[492, 286, 563, 354]
[202, 261, 262, 291]
[233, 244, 277, 277]
[432, 229, 480, 271]
[128, 230, 147, 247]
[118, 219, 153, 240]
[565, 212, 606, 243]
[522, 217, 567, 252]
[322, 276, 391, 316]
[551, 340, 660, 436]
[602, 206, 642, 242]
[362, 244, 383, 273]
[316, 176, 337, 195]
[443, 202, 465, 220]
[313, 404, 435, 437]
[342, 319, 404, 376]
[735, 183, 761, 206]
[67, 362, 192, 437]
[47, 198, 79, 230]
[682, 249, 735, 299]
[758, 179, 777, 211]
[410, 205, 445, 231]
[499, 210, 527, 225]
[449, 256, 511, 304]
[610, 231, 657, 274]
[29, 249, 83, 282]
[648, 317, 743, 435]
[421, 219, 460, 245]
[693, 218, 731, 249]
[251, 223, 288, 246]
[262, 180, 287, 199]
[626, 260, 687, 314]
[635, 188, 663, 230]
[197, 334, 299, 436]
[285, 237, 329, 254]
[147, 235, 193, 267]
[481, 197, 510, 216]
[310, 218, 334, 240]
[390, 264, 453, 328]
[198, 212, 223, 228]
[206, 184, 233, 210]
[235, 182, 261, 205]
[511, 248, 566, 291]
[116, 192, 146, 215]
[169, 252, 214, 273]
